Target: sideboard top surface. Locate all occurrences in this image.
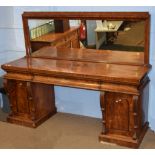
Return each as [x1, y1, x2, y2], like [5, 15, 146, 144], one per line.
[31, 46, 144, 66]
[1, 56, 149, 85]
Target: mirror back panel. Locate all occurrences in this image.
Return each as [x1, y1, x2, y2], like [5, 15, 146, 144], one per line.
[22, 12, 150, 65]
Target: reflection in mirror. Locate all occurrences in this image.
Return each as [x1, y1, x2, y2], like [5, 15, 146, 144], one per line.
[29, 19, 145, 53]
[29, 19, 55, 40]
[94, 20, 145, 52]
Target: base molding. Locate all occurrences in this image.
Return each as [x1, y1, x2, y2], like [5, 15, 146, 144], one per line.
[99, 122, 149, 148]
[7, 109, 57, 128]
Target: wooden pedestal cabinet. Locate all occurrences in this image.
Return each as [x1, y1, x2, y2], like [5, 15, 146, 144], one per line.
[99, 86, 149, 148]
[4, 79, 57, 127]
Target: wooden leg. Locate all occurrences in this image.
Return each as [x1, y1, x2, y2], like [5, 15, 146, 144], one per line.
[4, 79, 57, 128]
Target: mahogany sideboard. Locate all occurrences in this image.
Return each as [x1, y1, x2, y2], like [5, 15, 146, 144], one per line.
[1, 47, 151, 148]
[30, 26, 80, 52]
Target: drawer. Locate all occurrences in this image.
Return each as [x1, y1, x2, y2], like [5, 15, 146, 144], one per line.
[57, 41, 71, 48]
[51, 38, 66, 46]
[50, 30, 79, 48]
[71, 38, 80, 48]
[65, 30, 79, 41]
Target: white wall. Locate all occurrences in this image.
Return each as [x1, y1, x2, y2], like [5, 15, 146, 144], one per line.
[86, 20, 96, 45]
[0, 6, 155, 131]
[0, 6, 53, 75]
[12, 6, 53, 51]
[0, 7, 25, 76]
[0, 7, 14, 52]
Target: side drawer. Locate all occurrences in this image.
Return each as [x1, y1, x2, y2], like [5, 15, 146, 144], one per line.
[50, 38, 66, 47]
[65, 30, 79, 41]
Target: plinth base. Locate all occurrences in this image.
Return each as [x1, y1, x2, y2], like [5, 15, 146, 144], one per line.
[99, 122, 149, 148]
[7, 110, 57, 128]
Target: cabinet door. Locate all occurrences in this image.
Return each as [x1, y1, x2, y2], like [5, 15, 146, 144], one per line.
[4, 80, 18, 114]
[6, 80, 30, 115]
[16, 81, 30, 114]
[105, 92, 134, 136]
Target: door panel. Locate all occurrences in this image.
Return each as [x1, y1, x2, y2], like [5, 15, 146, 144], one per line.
[105, 92, 133, 136]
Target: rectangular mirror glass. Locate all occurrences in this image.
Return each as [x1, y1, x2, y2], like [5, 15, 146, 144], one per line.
[29, 19, 145, 52]
[22, 12, 150, 65]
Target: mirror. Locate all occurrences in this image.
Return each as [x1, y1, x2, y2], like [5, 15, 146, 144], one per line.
[22, 12, 150, 64]
[29, 19, 145, 52]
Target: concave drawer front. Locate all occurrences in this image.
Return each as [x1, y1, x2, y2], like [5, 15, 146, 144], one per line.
[51, 38, 66, 47]
[71, 38, 80, 48]
[66, 30, 78, 41]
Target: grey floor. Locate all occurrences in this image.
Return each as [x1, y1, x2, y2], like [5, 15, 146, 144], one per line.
[0, 111, 155, 149]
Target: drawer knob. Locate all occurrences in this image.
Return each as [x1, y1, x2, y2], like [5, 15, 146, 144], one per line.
[19, 83, 23, 86]
[101, 108, 105, 111]
[29, 97, 33, 100]
[115, 99, 122, 103]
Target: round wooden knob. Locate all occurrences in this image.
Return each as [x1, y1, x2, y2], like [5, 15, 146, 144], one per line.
[19, 83, 23, 86]
[29, 97, 33, 100]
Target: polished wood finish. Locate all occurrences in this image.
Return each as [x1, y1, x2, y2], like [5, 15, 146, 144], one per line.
[31, 27, 79, 52]
[32, 46, 144, 66]
[2, 11, 151, 148]
[4, 79, 56, 127]
[22, 12, 150, 19]
[99, 77, 149, 148]
[22, 12, 150, 65]
[1, 57, 150, 85]
[1, 54, 150, 148]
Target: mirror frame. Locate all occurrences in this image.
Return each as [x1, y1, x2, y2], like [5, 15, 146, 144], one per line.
[22, 12, 150, 65]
